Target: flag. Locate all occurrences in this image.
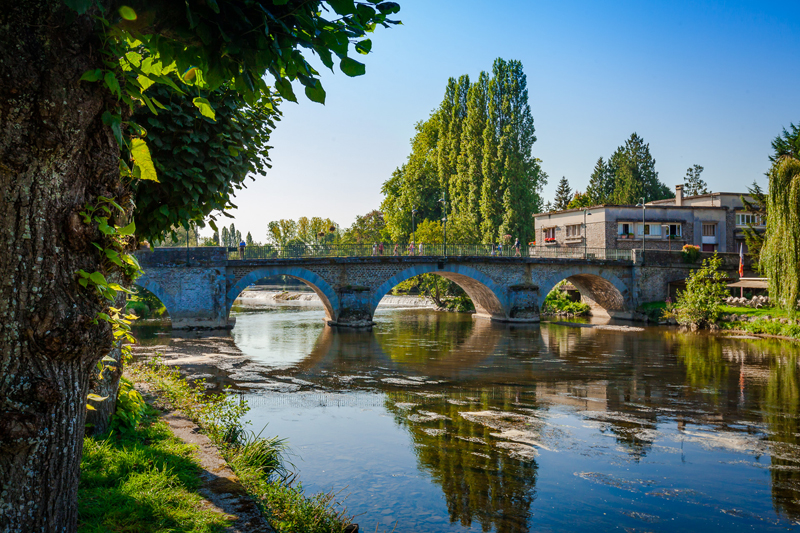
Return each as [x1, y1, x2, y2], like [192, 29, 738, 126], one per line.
[738, 243, 744, 277]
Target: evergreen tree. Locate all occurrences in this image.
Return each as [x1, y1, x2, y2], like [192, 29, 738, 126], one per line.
[741, 180, 767, 269]
[553, 176, 573, 210]
[609, 133, 671, 204]
[585, 157, 615, 205]
[683, 164, 708, 196]
[221, 227, 230, 247]
[246, 232, 254, 246]
[770, 122, 800, 162]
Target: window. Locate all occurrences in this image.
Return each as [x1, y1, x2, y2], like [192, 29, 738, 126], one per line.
[636, 223, 661, 236]
[667, 224, 682, 237]
[566, 224, 581, 237]
[618, 223, 633, 235]
[736, 213, 764, 226]
[544, 228, 556, 241]
[702, 223, 716, 237]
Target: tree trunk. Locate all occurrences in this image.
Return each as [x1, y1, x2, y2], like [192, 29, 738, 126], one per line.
[0, 1, 122, 531]
[85, 341, 122, 436]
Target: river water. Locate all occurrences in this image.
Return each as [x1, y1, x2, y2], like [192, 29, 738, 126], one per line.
[133, 303, 800, 532]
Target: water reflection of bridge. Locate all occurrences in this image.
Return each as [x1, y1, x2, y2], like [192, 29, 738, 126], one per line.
[134, 319, 800, 527]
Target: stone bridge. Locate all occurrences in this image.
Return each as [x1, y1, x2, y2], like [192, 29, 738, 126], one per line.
[134, 247, 747, 329]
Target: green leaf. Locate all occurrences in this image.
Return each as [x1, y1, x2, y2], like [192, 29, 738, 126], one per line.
[89, 272, 107, 287]
[327, 0, 356, 15]
[63, 0, 94, 15]
[101, 355, 117, 362]
[104, 71, 121, 98]
[340, 57, 366, 77]
[192, 97, 216, 121]
[355, 39, 372, 55]
[304, 80, 326, 104]
[130, 139, 159, 182]
[80, 69, 103, 83]
[274, 78, 297, 102]
[119, 5, 137, 20]
[118, 221, 136, 235]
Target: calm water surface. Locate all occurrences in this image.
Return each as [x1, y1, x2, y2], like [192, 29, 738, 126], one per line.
[134, 305, 800, 532]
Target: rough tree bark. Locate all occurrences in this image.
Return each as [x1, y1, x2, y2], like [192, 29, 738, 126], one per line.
[0, 1, 123, 531]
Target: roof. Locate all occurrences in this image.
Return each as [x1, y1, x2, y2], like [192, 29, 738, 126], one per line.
[727, 278, 769, 289]
[533, 202, 727, 218]
[648, 191, 748, 205]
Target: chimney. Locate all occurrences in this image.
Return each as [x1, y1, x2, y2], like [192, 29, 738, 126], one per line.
[675, 184, 683, 206]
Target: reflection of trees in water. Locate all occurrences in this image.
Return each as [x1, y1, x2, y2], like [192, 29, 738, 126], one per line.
[675, 335, 730, 399]
[764, 351, 800, 521]
[385, 390, 538, 533]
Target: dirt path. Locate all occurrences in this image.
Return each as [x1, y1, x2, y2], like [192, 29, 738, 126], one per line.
[135, 384, 275, 533]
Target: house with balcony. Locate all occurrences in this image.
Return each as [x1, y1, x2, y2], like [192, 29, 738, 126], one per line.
[533, 185, 763, 254]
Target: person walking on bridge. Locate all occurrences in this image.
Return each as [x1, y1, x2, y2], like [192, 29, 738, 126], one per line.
[514, 237, 521, 257]
[238, 239, 246, 259]
[409, 241, 415, 256]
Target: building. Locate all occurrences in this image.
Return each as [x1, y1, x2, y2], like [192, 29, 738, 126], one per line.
[533, 185, 764, 254]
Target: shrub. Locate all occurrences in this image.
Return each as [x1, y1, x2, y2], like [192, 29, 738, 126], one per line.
[673, 253, 729, 328]
[682, 244, 701, 263]
[543, 282, 591, 316]
[110, 377, 147, 435]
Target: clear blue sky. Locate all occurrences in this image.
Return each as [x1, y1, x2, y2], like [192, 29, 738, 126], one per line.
[214, 0, 800, 240]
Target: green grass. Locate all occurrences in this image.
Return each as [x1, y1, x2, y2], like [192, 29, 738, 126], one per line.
[78, 407, 232, 533]
[129, 361, 353, 533]
[718, 304, 792, 319]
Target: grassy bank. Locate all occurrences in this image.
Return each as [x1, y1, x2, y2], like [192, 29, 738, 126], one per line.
[79, 407, 232, 532]
[636, 300, 800, 340]
[128, 361, 354, 533]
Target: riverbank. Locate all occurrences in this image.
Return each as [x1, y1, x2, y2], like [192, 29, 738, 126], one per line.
[79, 362, 360, 533]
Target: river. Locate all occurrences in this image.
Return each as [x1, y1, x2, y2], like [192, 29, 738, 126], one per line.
[133, 301, 800, 532]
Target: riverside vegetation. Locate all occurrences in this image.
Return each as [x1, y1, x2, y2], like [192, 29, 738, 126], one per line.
[79, 361, 356, 533]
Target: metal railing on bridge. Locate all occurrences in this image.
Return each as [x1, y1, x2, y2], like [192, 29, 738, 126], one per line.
[225, 244, 633, 262]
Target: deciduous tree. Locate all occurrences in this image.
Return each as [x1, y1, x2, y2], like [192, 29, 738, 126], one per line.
[0, 2, 400, 529]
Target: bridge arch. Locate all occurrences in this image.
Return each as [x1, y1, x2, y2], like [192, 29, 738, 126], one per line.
[134, 279, 178, 319]
[226, 267, 341, 323]
[370, 264, 510, 320]
[538, 267, 630, 317]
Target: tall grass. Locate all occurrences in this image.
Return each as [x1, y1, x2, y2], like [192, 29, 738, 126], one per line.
[129, 360, 356, 533]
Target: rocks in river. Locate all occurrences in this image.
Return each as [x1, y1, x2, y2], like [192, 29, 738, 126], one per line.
[408, 410, 450, 422]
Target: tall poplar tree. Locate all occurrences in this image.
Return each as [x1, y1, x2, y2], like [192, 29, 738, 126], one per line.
[456, 72, 489, 240]
[383, 58, 543, 245]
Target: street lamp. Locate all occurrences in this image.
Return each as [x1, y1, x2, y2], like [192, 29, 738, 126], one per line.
[439, 191, 448, 259]
[635, 197, 646, 264]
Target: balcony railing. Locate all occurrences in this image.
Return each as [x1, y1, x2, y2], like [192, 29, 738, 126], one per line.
[222, 244, 634, 262]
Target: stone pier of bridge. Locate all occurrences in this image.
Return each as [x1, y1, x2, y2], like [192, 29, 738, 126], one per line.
[133, 247, 745, 330]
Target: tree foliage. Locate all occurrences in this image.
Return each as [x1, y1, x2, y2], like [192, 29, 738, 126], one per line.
[741, 180, 767, 269]
[585, 157, 615, 205]
[683, 164, 708, 196]
[381, 58, 545, 245]
[762, 133, 800, 315]
[133, 85, 279, 241]
[671, 253, 730, 328]
[609, 133, 671, 204]
[553, 176, 573, 210]
[342, 210, 388, 244]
